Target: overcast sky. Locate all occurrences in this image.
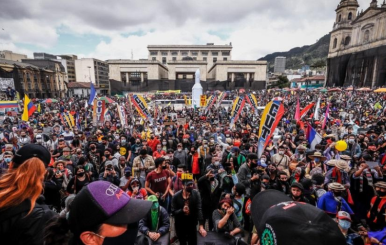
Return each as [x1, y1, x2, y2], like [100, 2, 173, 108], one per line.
[0, 0, 382, 60]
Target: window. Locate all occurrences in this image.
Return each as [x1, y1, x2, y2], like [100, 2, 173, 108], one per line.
[222, 51, 230, 56]
[344, 36, 351, 46]
[364, 30, 370, 43]
[192, 51, 198, 56]
[202, 51, 208, 55]
[338, 14, 341, 22]
[213, 57, 217, 63]
[181, 51, 188, 55]
[152, 57, 156, 61]
[171, 51, 178, 55]
[348, 12, 352, 20]
[161, 52, 168, 56]
[223, 57, 227, 61]
[162, 57, 166, 64]
[333, 38, 338, 49]
[150, 51, 158, 55]
[130, 72, 141, 78]
[193, 57, 197, 60]
[212, 51, 218, 56]
[172, 57, 177, 61]
[203, 57, 207, 61]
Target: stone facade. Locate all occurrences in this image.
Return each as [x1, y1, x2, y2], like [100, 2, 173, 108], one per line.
[326, 0, 386, 87]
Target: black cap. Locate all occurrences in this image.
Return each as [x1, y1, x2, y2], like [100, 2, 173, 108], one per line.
[291, 182, 304, 191]
[248, 153, 258, 160]
[12, 144, 51, 168]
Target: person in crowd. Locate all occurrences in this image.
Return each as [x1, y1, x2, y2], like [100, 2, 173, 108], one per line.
[174, 143, 188, 166]
[271, 145, 291, 171]
[288, 182, 310, 203]
[126, 177, 148, 200]
[171, 177, 207, 244]
[0, 150, 13, 176]
[133, 148, 155, 187]
[44, 181, 152, 245]
[43, 168, 62, 212]
[0, 144, 53, 244]
[367, 181, 386, 231]
[138, 195, 170, 244]
[153, 143, 166, 159]
[317, 182, 354, 218]
[99, 163, 120, 185]
[67, 165, 92, 194]
[58, 147, 78, 173]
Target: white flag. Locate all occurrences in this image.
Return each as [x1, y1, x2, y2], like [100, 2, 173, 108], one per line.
[314, 98, 321, 120]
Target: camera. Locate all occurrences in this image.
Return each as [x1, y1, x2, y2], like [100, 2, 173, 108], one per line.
[55, 170, 61, 175]
[106, 168, 112, 171]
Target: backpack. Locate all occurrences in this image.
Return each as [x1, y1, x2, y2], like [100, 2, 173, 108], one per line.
[245, 198, 252, 216]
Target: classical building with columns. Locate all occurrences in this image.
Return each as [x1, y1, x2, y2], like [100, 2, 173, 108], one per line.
[326, 0, 386, 87]
[108, 43, 267, 93]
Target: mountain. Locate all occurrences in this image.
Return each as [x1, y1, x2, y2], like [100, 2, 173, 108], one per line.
[258, 34, 331, 71]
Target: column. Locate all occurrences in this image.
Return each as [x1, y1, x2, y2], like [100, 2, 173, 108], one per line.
[246, 73, 250, 81]
[126, 72, 129, 83]
[231, 73, 235, 82]
[141, 72, 144, 82]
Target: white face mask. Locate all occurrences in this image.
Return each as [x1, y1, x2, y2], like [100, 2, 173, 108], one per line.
[214, 162, 220, 166]
[279, 151, 285, 155]
[132, 186, 139, 191]
[261, 159, 266, 164]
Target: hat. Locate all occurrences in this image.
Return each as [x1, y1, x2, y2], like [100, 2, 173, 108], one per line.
[308, 152, 326, 161]
[129, 178, 140, 185]
[69, 181, 152, 235]
[251, 190, 291, 226]
[328, 182, 346, 191]
[340, 155, 352, 160]
[335, 160, 349, 170]
[4, 151, 13, 156]
[324, 134, 335, 138]
[147, 195, 158, 203]
[12, 144, 51, 168]
[105, 148, 113, 154]
[337, 211, 352, 222]
[63, 147, 71, 152]
[248, 153, 258, 160]
[291, 182, 304, 191]
[255, 200, 346, 245]
[54, 160, 67, 168]
[124, 167, 131, 174]
[374, 181, 386, 189]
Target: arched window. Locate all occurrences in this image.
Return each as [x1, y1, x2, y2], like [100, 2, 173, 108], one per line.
[348, 12, 352, 20]
[364, 30, 370, 43]
[345, 36, 351, 46]
[338, 14, 342, 22]
[333, 38, 338, 49]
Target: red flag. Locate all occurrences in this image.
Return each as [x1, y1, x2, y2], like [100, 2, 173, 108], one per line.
[295, 97, 300, 122]
[300, 103, 315, 119]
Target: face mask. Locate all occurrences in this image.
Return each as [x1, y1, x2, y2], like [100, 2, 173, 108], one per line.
[377, 190, 386, 197]
[314, 158, 320, 163]
[214, 162, 220, 166]
[136, 141, 141, 145]
[105, 154, 110, 158]
[77, 172, 85, 177]
[210, 140, 214, 143]
[348, 139, 355, 144]
[209, 177, 215, 181]
[151, 202, 159, 210]
[177, 172, 182, 178]
[185, 186, 193, 193]
[162, 142, 167, 145]
[162, 165, 167, 169]
[132, 186, 139, 192]
[37, 139, 42, 143]
[4, 158, 11, 163]
[90, 146, 96, 150]
[125, 172, 131, 177]
[178, 148, 182, 152]
[298, 151, 304, 154]
[338, 220, 351, 230]
[279, 151, 285, 155]
[333, 191, 342, 197]
[261, 159, 266, 164]
[121, 140, 126, 144]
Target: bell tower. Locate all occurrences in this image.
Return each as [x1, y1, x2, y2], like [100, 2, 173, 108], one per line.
[329, 0, 359, 54]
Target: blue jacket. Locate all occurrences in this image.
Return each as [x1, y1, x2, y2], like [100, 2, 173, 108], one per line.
[317, 191, 353, 215]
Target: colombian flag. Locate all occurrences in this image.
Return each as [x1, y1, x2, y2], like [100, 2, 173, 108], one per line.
[0, 101, 18, 109]
[22, 95, 36, 121]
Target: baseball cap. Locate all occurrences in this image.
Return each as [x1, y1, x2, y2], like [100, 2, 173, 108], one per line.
[147, 195, 158, 203]
[252, 192, 345, 245]
[69, 181, 152, 235]
[12, 144, 51, 168]
[337, 211, 352, 222]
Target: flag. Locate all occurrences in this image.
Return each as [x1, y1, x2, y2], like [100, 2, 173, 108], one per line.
[322, 103, 330, 129]
[22, 95, 36, 121]
[68, 113, 75, 127]
[76, 113, 81, 129]
[93, 99, 106, 126]
[229, 97, 246, 129]
[131, 94, 153, 123]
[117, 104, 127, 127]
[37, 103, 41, 113]
[0, 101, 18, 109]
[245, 94, 259, 116]
[314, 98, 321, 120]
[216, 92, 228, 107]
[200, 95, 207, 107]
[205, 95, 217, 114]
[294, 97, 300, 122]
[258, 99, 285, 158]
[88, 83, 97, 105]
[306, 123, 322, 150]
[184, 95, 188, 105]
[300, 103, 315, 119]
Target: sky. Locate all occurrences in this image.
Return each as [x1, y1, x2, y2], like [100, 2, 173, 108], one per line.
[0, 0, 382, 61]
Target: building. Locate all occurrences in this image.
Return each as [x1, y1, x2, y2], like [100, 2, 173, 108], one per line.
[292, 75, 325, 89]
[326, 0, 386, 87]
[67, 82, 100, 98]
[108, 43, 267, 92]
[0, 50, 28, 62]
[274, 56, 286, 74]
[21, 59, 68, 98]
[0, 59, 60, 98]
[75, 58, 110, 95]
[33, 52, 57, 60]
[58, 55, 77, 83]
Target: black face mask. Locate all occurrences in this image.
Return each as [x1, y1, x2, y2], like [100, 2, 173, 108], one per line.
[162, 165, 167, 169]
[209, 177, 215, 181]
[77, 172, 85, 177]
[90, 146, 96, 150]
[333, 191, 342, 197]
[185, 187, 193, 193]
[377, 191, 386, 197]
[250, 162, 257, 168]
[125, 172, 131, 177]
[105, 154, 111, 158]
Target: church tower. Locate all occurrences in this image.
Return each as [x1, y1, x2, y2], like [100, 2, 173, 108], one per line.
[329, 0, 359, 54]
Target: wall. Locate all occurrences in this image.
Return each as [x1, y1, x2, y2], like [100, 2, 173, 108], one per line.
[75, 59, 95, 83]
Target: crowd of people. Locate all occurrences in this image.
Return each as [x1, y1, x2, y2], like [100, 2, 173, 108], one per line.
[1, 89, 386, 244]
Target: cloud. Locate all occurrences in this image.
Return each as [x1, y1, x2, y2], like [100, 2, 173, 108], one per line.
[0, 0, 382, 60]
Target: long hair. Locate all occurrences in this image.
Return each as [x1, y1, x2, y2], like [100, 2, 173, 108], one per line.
[0, 157, 46, 214]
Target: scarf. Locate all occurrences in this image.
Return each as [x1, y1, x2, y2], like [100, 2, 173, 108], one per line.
[150, 209, 158, 231]
[359, 169, 373, 193]
[331, 167, 342, 183]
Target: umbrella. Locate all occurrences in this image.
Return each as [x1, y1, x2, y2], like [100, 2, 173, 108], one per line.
[239, 88, 246, 93]
[328, 88, 341, 92]
[374, 88, 386, 93]
[272, 97, 283, 101]
[320, 88, 328, 93]
[43, 98, 58, 103]
[357, 87, 372, 92]
[290, 87, 299, 91]
[114, 94, 125, 98]
[99, 97, 114, 103]
[345, 87, 353, 91]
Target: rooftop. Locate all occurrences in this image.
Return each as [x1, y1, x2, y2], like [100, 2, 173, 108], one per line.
[67, 82, 100, 89]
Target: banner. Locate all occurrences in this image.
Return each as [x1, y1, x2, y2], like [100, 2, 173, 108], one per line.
[229, 96, 246, 129]
[0, 101, 18, 109]
[300, 103, 315, 119]
[205, 95, 217, 113]
[0, 78, 15, 91]
[117, 104, 127, 127]
[245, 93, 259, 116]
[131, 94, 153, 123]
[216, 91, 228, 107]
[93, 99, 106, 126]
[258, 100, 285, 158]
[200, 95, 207, 107]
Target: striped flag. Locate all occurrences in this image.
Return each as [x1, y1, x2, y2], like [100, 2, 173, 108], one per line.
[306, 123, 322, 150]
[322, 103, 330, 129]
